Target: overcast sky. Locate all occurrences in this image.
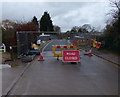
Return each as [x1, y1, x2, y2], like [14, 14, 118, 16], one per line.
[2, 1, 112, 32]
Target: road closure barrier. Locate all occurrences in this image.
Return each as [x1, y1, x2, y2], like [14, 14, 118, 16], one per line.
[92, 40, 102, 49]
[73, 41, 78, 46]
[93, 40, 97, 48]
[72, 39, 102, 49]
[52, 45, 77, 57]
[62, 50, 80, 62]
[96, 42, 102, 49]
[73, 40, 88, 46]
[52, 46, 62, 57]
[68, 46, 77, 50]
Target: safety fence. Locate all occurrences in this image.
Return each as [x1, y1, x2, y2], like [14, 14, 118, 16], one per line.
[16, 31, 39, 57]
[52, 45, 77, 57]
[16, 31, 61, 57]
[92, 40, 102, 49]
[72, 39, 102, 49]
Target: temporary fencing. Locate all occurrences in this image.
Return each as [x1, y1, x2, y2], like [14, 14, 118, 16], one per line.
[16, 31, 39, 57]
[72, 39, 102, 49]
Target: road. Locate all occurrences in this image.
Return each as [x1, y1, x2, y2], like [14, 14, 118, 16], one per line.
[43, 39, 71, 51]
[3, 39, 119, 95]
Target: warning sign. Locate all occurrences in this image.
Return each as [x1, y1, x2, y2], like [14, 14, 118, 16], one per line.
[62, 50, 80, 62]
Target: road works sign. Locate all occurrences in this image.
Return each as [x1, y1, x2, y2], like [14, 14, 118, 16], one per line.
[62, 50, 80, 62]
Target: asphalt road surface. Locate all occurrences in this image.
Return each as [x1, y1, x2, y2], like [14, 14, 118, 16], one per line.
[4, 39, 119, 95]
[44, 39, 72, 51]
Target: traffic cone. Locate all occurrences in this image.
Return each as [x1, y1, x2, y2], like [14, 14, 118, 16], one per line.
[87, 48, 93, 56]
[38, 54, 44, 61]
[40, 49, 43, 53]
[88, 52, 92, 56]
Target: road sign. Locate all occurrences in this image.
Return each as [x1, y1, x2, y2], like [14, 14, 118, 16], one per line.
[62, 50, 80, 62]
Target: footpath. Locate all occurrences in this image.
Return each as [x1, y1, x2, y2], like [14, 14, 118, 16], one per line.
[78, 45, 119, 66]
[2, 40, 51, 95]
[92, 49, 120, 66]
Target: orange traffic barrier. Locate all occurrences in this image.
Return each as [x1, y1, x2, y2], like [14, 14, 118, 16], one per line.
[77, 40, 88, 46]
[96, 42, 102, 49]
[63, 46, 67, 49]
[57, 46, 61, 48]
[52, 45, 77, 57]
[52, 46, 62, 57]
[93, 40, 97, 48]
[73, 41, 78, 46]
[68, 46, 77, 50]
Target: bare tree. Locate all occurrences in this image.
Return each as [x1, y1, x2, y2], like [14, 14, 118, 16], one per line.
[110, 0, 120, 20]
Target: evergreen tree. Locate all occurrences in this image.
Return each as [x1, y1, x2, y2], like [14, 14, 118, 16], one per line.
[40, 12, 54, 31]
[32, 16, 39, 29]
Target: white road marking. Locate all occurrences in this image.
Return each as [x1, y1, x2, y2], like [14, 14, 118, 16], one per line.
[42, 40, 53, 53]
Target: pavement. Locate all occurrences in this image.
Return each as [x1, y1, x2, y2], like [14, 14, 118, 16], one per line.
[2, 41, 51, 95]
[77, 45, 120, 66]
[2, 63, 29, 95]
[2, 39, 119, 95]
[92, 49, 120, 66]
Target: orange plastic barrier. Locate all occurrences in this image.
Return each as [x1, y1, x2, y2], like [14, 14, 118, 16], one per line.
[93, 40, 97, 48]
[96, 42, 102, 49]
[73, 41, 78, 46]
[52, 45, 77, 57]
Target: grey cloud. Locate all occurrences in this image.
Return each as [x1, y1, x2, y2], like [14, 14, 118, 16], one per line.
[2, 2, 112, 32]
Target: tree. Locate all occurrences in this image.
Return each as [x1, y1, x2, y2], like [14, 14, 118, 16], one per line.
[16, 22, 38, 31]
[53, 25, 61, 32]
[1, 19, 39, 51]
[81, 24, 92, 33]
[71, 26, 79, 32]
[106, 0, 120, 37]
[99, 0, 120, 52]
[2, 20, 17, 49]
[40, 12, 54, 31]
[32, 16, 39, 30]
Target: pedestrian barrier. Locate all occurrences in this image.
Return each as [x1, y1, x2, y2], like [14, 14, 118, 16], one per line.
[72, 39, 102, 49]
[90, 39, 94, 47]
[92, 40, 102, 49]
[52, 46, 63, 57]
[73, 41, 78, 46]
[52, 45, 77, 57]
[96, 42, 102, 49]
[68, 46, 77, 50]
[93, 40, 97, 48]
[77, 40, 88, 46]
[62, 46, 68, 50]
